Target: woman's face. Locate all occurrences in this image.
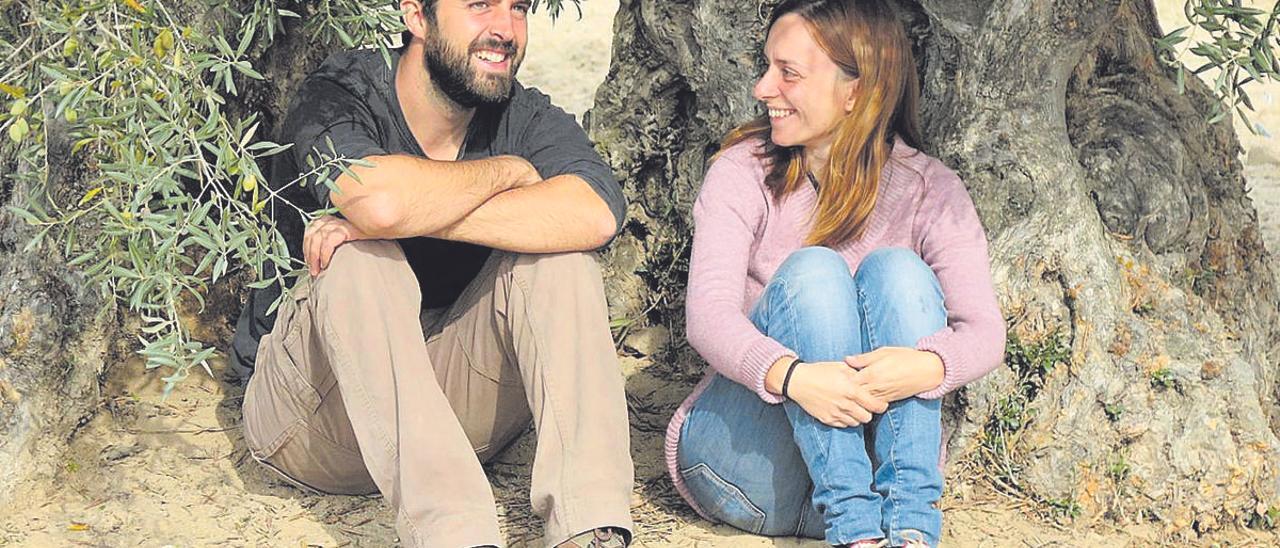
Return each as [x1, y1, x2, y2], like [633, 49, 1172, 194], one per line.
[753, 14, 858, 156]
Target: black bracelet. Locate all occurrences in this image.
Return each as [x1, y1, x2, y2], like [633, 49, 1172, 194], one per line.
[781, 357, 803, 400]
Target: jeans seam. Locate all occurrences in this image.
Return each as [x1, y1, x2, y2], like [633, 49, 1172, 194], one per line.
[778, 264, 873, 543]
[856, 284, 879, 350]
[794, 496, 805, 537]
[774, 274, 803, 363]
[813, 421, 839, 541]
[887, 402, 903, 541]
[860, 270, 895, 538]
[794, 482, 815, 537]
[780, 275, 843, 539]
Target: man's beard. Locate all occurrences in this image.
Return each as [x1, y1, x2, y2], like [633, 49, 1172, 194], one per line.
[422, 32, 521, 108]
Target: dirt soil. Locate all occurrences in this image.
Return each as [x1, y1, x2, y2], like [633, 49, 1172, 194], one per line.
[1, 357, 1277, 547]
[3, 1, 1280, 546]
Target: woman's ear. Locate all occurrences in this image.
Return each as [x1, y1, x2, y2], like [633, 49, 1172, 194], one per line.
[843, 78, 861, 113]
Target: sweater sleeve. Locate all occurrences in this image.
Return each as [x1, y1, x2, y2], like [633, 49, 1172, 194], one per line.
[913, 161, 1007, 399]
[685, 151, 795, 404]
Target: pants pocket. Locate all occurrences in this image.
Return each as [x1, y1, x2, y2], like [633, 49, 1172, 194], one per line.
[243, 282, 323, 460]
[680, 462, 768, 535]
[243, 339, 314, 458]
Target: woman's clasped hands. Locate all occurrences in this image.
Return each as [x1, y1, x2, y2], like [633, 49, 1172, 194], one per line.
[784, 347, 944, 428]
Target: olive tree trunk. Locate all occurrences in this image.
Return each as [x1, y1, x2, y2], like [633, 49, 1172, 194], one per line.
[0, 150, 116, 503]
[589, 0, 1280, 533]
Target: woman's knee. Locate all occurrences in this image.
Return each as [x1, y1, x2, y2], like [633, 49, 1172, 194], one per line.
[854, 248, 946, 336]
[855, 248, 942, 306]
[772, 247, 858, 306]
[777, 246, 848, 279]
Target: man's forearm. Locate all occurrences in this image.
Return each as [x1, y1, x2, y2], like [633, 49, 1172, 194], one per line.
[430, 175, 619, 253]
[330, 154, 534, 239]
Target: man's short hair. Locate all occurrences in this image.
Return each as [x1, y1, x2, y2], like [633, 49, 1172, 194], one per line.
[397, 0, 437, 46]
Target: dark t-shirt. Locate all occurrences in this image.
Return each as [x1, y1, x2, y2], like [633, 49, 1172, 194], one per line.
[229, 47, 625, 376]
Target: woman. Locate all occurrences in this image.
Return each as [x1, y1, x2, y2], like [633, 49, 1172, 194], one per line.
[665, 1, 1006, 546]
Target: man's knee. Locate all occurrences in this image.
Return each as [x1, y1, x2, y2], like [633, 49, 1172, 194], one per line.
[324, 239, 407, 276]
[306, 240, 422, 322]
[512, 251, 603, 288]
[311, 240, 414, 293]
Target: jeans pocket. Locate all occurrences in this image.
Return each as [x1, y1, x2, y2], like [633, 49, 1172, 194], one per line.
[680, 462, 768, 535]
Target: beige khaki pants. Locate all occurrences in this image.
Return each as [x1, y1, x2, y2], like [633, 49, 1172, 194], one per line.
[241, 240, 634, 547]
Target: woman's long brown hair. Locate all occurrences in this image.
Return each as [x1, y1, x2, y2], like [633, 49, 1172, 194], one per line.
[721, 0, 923, 247]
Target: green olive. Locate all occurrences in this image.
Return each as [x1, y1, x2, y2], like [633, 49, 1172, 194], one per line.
[9, 117, 30, 144]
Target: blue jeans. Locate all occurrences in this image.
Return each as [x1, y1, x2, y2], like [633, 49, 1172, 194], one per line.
[678, 247, 946, 546]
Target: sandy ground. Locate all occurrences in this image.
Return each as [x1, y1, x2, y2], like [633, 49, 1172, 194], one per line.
[3, 358, 1276, 547]
[2, 1, 1280, 547]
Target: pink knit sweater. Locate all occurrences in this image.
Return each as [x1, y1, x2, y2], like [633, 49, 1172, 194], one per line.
[665, 138, 1006, 519]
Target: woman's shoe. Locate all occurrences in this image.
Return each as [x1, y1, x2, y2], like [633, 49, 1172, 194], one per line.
[897, 529, 931, 547]
[840, 539, 889, 548]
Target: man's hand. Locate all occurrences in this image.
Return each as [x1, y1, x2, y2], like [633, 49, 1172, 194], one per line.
[304, 215, 372, 276]
[499, 155, 544, 189]
[846, 347, 945, 402]
[786, 360, 889, 428]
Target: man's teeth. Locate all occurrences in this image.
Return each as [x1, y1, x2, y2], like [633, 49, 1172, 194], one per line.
[475, 51, 508, 63]
[768, 108, 795, 119]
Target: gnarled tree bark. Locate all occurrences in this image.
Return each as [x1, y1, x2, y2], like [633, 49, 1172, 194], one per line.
[590, 0, 1280, 533]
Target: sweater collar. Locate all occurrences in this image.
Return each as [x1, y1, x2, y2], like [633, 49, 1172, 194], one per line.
[787, 136, 918, 254]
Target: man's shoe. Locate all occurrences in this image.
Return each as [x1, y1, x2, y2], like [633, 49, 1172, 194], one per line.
[557, 527, 627, 548]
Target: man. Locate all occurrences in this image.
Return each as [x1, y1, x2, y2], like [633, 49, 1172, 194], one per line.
[229, 1, 634, 546]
